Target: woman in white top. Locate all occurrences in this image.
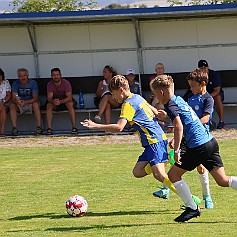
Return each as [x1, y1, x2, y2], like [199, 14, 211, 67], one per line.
[0, 68, 11, 136]
[94, 65, 120, 124]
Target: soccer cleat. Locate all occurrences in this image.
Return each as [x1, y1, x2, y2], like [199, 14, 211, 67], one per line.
[217, 121, 225, 129]
[153, 187, 170, 199]
[12, 127, 19, 136]
[192, 195, 201, 206]
[203, 194, 214, 209]
[174, 206, 201, 222]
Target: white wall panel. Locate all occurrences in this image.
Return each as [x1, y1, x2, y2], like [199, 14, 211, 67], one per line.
[0, 27, 32, 53]
[143, 48, 199, 74]
[36, 24, 91, 51]
[89, 23, 136, 49]
[0, 55, 36, 79]
[0, 17, 237, 78]
[197, 18, 237, 45]
[198, 46, 237, 70]
[91, 51, 138, 76]
[38, 53, 93, 77]
[141, 20, 198, 47]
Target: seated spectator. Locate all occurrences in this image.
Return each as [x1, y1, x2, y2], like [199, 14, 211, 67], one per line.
[94, 65, 120, 124]
[10, 68, 43, 136]
[198, 59, 225, 129]
[149, 63, 173, 131]
[0, 68, 11, 136]
[125, 69, 141, 95]
[149, 63, 165, 110]
[46, 68, 78, 135]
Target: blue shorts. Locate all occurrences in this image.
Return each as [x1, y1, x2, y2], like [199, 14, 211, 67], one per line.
[138, 140, 168, 167]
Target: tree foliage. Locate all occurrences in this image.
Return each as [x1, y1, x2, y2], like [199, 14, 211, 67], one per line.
[167, 0, 237, 6]
[10, 0, 98, 13]
[101, 3, 147, 10]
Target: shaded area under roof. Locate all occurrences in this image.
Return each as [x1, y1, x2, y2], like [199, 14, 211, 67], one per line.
[0, 3, 237, 25]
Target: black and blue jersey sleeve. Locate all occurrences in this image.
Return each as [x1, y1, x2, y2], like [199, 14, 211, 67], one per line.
[203, 93, 214, 115]
[164, 100, 181, 122]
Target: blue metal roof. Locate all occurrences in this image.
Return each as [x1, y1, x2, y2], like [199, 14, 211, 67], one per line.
[0, 3, 237, 24]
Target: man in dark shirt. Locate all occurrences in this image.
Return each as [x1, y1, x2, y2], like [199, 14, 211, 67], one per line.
[198, 60, 225, 129]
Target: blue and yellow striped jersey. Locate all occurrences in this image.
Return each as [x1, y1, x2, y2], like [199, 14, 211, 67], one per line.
[120, 94, 166, 147]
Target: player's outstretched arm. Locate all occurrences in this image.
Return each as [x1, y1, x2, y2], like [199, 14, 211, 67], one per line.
[81, 119, 127, 132]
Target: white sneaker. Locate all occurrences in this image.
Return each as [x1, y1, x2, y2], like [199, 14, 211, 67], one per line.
[94, 115, 102, 123]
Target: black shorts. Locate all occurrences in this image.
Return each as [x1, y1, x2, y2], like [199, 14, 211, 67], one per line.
[54, 99, 77, 111]
[94, 92, 111, 108]
[175, 137, 223, 172]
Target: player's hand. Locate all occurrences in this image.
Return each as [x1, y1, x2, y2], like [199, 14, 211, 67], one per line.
[81, 119, 98, 129]
[156, 109, 167, 120]
[169, 138, 174, 149]
[174, 153, 182, 165]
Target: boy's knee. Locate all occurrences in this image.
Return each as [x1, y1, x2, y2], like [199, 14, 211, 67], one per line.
[132, 168, 143, 178]
[216, 179, 229, 187]
[167, 171, 177, 183]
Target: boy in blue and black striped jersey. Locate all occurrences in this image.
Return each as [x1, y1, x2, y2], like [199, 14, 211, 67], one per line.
[153, 69, 215, 208]
[150, 72, 237, 223]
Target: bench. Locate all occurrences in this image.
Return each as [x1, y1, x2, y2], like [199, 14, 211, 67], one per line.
[5, 77, 122, 134]
[5, 69, 237, 134]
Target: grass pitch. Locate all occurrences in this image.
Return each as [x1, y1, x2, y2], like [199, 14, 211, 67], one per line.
[0, 138, 237, 237]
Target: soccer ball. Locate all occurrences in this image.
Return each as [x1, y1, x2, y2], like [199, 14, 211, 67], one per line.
[66, 195, 88, 217]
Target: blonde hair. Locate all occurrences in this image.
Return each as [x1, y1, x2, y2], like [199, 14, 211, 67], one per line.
[150, 74, 173, 91]
[109, 75, 129, 92]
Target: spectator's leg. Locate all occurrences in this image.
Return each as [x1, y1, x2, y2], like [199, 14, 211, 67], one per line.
[106, 95, 120, 124]
[97, 95, 109, 117]
[213, 95, 224, 122]
[32, 101, 42, 128]
[46, 103, 54, 129]
[104, 103, 111, 124]
[0, 106, 7, 134]
[66, 101, 76, 128]
[10, 103, 19, 128]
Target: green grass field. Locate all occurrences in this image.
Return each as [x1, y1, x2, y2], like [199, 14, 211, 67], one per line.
[1, 138, 237, 237]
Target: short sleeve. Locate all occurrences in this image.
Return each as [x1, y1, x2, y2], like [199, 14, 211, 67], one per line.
[31, 80, 39, 94]
[64, 80, 72, 93]
[165, 100, 181, 122]
[120, 102, 136, 122]
[5, 80, 11, 92]
[12, 81, 18, 93]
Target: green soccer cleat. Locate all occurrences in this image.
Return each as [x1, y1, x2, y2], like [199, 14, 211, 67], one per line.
[180, 195, 201, 210]
[192, 195, 201, 206]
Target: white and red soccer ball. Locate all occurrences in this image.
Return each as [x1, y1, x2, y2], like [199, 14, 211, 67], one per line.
[66, 195, 88, 217]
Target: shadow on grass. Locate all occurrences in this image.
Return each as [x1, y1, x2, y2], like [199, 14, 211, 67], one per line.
[9, 210, 172, 221]
[45, 223, 159, 232]
[7, 220, 237, 233]
[7, 223, 170, 233]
